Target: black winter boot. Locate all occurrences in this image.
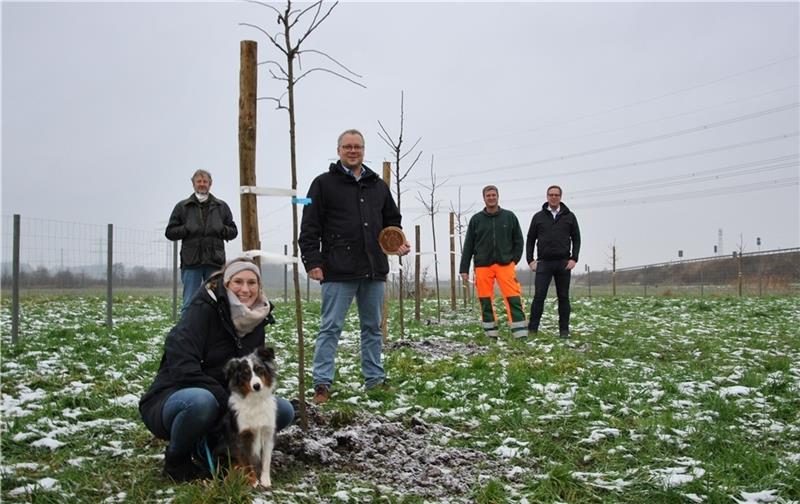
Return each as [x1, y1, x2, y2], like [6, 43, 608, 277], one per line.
[163, 449, 211, 482]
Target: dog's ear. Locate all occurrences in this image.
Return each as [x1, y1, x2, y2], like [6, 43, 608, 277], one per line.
[257, 346, 275, 363]
[223, 358, 238, 382]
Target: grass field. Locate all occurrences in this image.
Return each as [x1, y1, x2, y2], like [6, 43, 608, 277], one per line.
[1, 294, 799, 503]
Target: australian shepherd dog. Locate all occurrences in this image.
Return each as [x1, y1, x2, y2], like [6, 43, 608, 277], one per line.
[214, 346, 278, 488]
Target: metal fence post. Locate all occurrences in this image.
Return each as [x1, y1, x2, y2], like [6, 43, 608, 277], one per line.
[11, 214, 20, 344]
[699, 262, 704, 297]
[643, 266, 647, 297]
[284, 244, 288, 301]
[172, 240, 178, 321]
[107, 224, 113, 329]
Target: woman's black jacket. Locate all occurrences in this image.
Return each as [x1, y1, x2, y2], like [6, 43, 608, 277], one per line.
[138, 275, 273, 439]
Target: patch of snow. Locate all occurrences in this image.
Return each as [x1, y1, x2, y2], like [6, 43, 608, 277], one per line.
[719, 386, 752, 398]
[732, 490, 779, 503]
[109, 394, 139, 407]
[8, 477, 61, 496]
[651, 465, 705, 488]
[31, 437, 65, 450]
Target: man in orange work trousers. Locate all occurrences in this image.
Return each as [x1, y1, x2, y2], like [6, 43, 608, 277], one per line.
[459, 185, 527, 338]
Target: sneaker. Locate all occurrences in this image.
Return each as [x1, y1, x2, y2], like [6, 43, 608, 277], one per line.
[559, 330, 570, 339]
[312, 384, 330, 405]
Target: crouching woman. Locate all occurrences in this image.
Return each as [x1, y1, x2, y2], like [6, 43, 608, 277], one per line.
[139, 257, 294, 482]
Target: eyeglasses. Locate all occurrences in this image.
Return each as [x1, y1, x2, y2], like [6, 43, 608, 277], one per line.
[547, 193, 561, 197]
[340, 144, 364, 152]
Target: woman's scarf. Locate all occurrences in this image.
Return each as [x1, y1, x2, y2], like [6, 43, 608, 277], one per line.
[226, 289, 271, 338]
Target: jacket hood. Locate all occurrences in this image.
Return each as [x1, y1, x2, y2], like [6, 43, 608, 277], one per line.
[328, 161, 377, 181]
[541, 201, 572, 215]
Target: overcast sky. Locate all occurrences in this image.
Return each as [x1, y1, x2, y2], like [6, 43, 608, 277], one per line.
[2, 1, 798, 273]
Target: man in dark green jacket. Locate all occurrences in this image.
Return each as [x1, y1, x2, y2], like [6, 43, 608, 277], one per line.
[459, 185, 527, 338]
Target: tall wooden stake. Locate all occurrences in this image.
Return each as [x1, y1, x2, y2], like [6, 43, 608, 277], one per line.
[381, 162, 391, 342]
[415, 225, 421, 321]
[612, 245, 617, 296]
[449, 212, 456, 310]
[239, 40, 261, 256]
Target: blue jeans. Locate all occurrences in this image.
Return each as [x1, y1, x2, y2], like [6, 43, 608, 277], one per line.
[181, 266, 218, 315]
[529, 259, 572, 332]
[313, 280, 386, 389]
[161, 387, 295, 458]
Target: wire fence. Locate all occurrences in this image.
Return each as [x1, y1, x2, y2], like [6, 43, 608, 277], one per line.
[2, 214, 798, 342]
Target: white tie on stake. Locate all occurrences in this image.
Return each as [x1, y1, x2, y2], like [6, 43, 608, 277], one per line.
[243, 250, 298, 265]
[240, 186, 297, 197]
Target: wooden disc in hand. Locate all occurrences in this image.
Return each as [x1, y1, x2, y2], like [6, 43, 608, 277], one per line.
[378, 226, 406, 255]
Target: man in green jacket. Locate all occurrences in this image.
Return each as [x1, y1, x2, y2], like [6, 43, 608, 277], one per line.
[459, 185, 527, 338]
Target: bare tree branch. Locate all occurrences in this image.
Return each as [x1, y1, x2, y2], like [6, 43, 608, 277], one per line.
[298, 49, 363, 78]
[294, 67, 367, 88]
[400, 151, 423, 182]
[290, 1, 322, 29]
[258, 60, 289, 78]
[243, 0, 283, 19]
[399, 137, 422, 161]
[296, 1, 338, 48]
[239, 22, 288, 55]
[256, 96, 289, 111]
[267, 68, 290, 82]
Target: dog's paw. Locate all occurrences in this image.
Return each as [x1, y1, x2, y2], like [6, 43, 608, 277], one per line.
[258, 477, 272, 489]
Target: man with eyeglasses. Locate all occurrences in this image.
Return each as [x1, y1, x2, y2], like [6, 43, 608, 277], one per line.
[526, 185, 581, 339]
[299, 129, 410, 405]
[459, 185, 527, 339]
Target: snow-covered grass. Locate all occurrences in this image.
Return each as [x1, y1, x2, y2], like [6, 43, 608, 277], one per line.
[1, 294, 799, 503]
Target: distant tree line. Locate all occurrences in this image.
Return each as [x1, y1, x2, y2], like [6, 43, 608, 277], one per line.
[575, 251, 800, 290]
[1, 264, 172, 289]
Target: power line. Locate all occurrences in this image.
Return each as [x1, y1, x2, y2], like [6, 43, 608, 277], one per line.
[441, 132, 799, 189]
[422, 102, 799, 182]
[435, 84, 799, 163]
[517, 177, 799, 212]
[427, 55, 799, 154]
[500, 155, 798, 203]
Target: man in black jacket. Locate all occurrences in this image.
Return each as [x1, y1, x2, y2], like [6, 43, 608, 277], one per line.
[526, 185, 581, 338]
[166, 169, 238, 315]
[299, 129, 409, 405]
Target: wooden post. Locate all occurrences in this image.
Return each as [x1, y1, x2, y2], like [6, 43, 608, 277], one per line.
[11, 214, 20, 344]
[449, 212, 456, 310]
[172, 241, 178, 321]
[587, 266, 592, 297]
[239, 40, 260, 257]
[284, 244, 288, 301]
[415, 224, 421, 321]
[612, 245, 617, 296]
[106, 224, 113, 329]
[643, 266, 647, 297]
[381, 162, 391, 342]
[737, 250, 743, 297]
[699, 261, 704, 297]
